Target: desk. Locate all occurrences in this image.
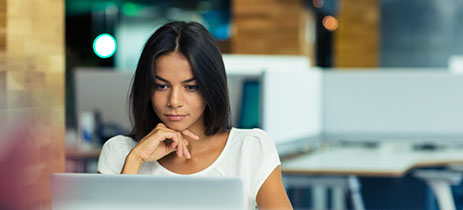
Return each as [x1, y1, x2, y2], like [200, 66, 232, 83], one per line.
[66, 147, 101, 173]
[282, 142, 463, 176]
[281, 141, 463, 210]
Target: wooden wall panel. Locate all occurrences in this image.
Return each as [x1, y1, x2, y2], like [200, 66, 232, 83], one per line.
[232, 0, 314, 59]
[0, 0, 65, 209]
[334, 0, 380, 67]
[0, 0, 5, 126]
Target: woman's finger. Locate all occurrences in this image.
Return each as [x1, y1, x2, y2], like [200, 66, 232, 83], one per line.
[181, 130, 199, 140]
[183, 139, 191, 159]
[175, 133, 183, 157]
[158, 130, 183, 158]
[148, 123, 166, 136]
[151, 124, 195, 159]
[171, 141, 178, 149]
[156, 123, 167, 129]
[178, 133, 191, 159]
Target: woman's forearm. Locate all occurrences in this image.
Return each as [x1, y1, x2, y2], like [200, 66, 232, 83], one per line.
[121, 151, 144, 174]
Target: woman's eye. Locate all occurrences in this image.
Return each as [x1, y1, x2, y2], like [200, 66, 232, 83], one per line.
[155, 84, 168, 90]
[185, 85, 198, 91]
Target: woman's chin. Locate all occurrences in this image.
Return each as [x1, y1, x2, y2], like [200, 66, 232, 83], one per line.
[163, 122, 189, 131]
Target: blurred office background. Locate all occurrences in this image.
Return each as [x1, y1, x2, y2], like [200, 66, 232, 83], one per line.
[64, 0, 463, 131]
[64, 1, 463, 210]
[64, 0, 463, 142]
[1, 0, 463, 209]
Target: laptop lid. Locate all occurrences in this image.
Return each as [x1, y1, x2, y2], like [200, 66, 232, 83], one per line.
[50, 173, 245, 210]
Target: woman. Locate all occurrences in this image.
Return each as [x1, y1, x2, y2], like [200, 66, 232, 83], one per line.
[98, 21, 293, 210]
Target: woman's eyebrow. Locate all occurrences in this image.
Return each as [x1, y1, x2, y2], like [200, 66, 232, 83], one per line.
[155, 75, 195, 83]
[154, 75, 169, 83]
[182, 78, 196, 83]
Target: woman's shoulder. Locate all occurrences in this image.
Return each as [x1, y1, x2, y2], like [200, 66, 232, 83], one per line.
[102, 135, 137, 150]
[98, 135, 136, 174]
[230, 127, 274, 145]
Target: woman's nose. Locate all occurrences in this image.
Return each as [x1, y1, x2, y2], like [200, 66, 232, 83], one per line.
[168, 86, 184, 108]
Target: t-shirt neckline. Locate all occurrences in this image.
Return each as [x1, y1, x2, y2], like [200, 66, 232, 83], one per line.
[154, 127, 235, 176]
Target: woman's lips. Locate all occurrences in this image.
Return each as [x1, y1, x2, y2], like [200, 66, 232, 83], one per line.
[164, 114, 187, 121]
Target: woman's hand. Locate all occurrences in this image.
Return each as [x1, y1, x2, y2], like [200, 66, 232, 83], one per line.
[121, 123, 199, 174]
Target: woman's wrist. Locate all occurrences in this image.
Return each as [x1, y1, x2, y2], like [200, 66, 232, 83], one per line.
[121, 150, 144, 174]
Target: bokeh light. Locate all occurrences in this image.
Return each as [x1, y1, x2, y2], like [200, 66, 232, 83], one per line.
[322, 15, 339, 31]
[93, 34, 117, 59]
[313, 0, 323, 8]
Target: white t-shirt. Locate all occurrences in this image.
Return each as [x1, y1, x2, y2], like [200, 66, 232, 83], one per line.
[97, 127, 281, 210]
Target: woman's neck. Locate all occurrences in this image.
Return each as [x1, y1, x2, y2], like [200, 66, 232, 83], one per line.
[185, 125, 228, 155]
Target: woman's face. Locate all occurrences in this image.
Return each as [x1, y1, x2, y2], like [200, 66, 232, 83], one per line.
[152, 52, 206, 132]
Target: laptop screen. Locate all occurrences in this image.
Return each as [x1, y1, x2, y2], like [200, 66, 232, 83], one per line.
[50, 173, 245, 210]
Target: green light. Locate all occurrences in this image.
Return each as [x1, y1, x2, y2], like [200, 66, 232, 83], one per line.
[121, 3, 143, 16]
[93, 34, 117, 58]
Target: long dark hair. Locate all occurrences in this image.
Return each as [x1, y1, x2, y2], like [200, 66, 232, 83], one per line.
[128, 21, 231, 141]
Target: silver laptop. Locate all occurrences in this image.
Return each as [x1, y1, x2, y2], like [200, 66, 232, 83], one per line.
[50, 173, 245, 210]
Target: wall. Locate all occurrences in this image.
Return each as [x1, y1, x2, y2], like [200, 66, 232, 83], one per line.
[381, 0, 463, 67]
[0, 0, 65, 209]
[232, 0, 314, 58]
[334, 0, 380, 67]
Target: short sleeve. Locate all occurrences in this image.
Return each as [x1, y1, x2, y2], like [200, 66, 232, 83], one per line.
[244, 129, 281, 201]
[97, 135, 135, 174]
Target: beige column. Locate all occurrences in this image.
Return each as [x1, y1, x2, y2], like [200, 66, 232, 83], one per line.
[0, 0, 65, 209]
[232, 0, 314, 59]
[334, 0, 380, 67]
